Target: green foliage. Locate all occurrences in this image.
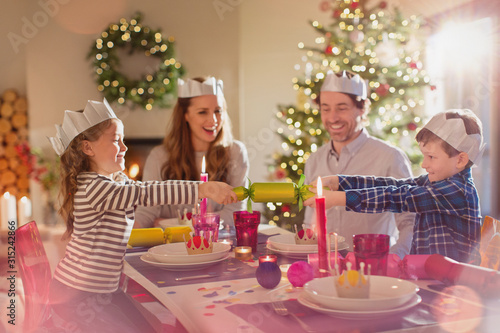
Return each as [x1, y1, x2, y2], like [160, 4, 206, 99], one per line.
[87, 12, 185, 110]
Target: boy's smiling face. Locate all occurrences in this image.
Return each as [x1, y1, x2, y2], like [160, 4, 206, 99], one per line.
[419, 140, 468, 182]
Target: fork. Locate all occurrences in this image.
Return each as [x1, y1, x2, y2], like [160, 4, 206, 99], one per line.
[272, 300, 316, 333]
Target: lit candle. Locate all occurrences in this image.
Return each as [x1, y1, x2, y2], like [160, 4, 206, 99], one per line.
[17, 196, 32, 226]
[217, 239, 233, 247]
[315, 177, 328, 277]
[234, 246, 252, 261]
[1, 192, 17, 230]
[280, 264, 292, 278]
[200, 156, 208, 217]
[258, 254, 277, 264]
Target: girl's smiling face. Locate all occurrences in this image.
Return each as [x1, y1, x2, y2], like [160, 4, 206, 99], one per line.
[85, 120, 127, 177]
[185, 95, 224, 152]
[419, 140, 467, 182]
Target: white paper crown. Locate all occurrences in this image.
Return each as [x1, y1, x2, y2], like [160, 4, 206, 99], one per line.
[48, 98, 118, 155]
[177, 77, 225, 105]
[422, 110, 485, 164]
[321, 70, 368, 100]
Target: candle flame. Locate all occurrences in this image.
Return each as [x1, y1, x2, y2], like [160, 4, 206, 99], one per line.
[3, 192, 10, 199]
[317, 177, 323, 196]
[202, 155, 206, 173]
[21, 196, 28, 203]
[129, 163, 140, 179]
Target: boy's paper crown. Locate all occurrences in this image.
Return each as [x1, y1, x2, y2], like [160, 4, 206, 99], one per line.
[321, 70, 368, 100]
[177, 77, 225, 105]
[48, 98, 117, 156]
[422, 110, 485, 164]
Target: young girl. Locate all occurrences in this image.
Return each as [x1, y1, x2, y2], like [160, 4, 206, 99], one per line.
[134, 76, 249, 228]
[47, 99, 236, 332]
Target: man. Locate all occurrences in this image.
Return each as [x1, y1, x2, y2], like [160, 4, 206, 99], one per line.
[303, 71, 415, 258]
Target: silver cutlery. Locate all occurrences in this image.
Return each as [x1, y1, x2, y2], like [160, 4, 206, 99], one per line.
[272, 300, 317, 333]
[175, 273, 218, 281]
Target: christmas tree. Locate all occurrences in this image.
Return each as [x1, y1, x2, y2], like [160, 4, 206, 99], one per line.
[264, 0, 432, 229]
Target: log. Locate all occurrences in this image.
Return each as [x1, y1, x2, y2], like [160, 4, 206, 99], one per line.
[15, 164, 29, 176]
[0, 119, 12, 134]
[11, 113, 27, 129]
[4, 145, 18, 158]
[0, 169, 16, 186]
[17, 176, 30, 190]
[0, 158, 8, 171]
[0, 103, 14, 118]
[13, 97, 28, 113]
[8, 157, 20, 170]
[4, 132, 19, 145]
[2, 89, 18, 103]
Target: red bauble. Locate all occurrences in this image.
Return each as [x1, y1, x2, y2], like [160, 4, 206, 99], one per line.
[274, 168, 287, 180]
[407, 123, 417, 131]
[332, 9, 341, 18]
[350, 2, 359, 9]
[325, 45, 333, 55]
[431, 85, 437, 91]
[409, 62, 418, 69]
[319, 1, 330, 12]
[281, 205, 291, 213]
[375, 84, 390, 97]
[380, 1, 388, 9]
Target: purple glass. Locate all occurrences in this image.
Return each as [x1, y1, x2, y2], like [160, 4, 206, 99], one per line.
[192, 213, 220, 242]
[234, 211, 261, 252]
[353, 234, 390, 276]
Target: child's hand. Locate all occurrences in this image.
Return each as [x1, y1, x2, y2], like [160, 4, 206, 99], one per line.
[309, 175, 339, 191]
[303, 188, 346, 210]
[199, 182, 238, 205]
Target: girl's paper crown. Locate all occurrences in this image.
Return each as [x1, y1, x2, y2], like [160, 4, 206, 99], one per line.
[422, 110, 485, 164]
[321, 70, 368, 100]
[177, 77, 225, 106]
[48, 98, 117, 156]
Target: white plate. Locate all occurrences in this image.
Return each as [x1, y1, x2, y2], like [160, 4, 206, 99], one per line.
[304, 276, 419, 311]
[268, 234, 346, 252]
[298, 293, 422, 319]
[266, 243, 349, 259]
[140, 253, 230, 271]
[148, 242, 231, 264]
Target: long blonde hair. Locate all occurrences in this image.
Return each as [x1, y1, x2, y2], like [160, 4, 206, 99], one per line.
[161, 77, 233, 182]
[58, 118, 117, 236]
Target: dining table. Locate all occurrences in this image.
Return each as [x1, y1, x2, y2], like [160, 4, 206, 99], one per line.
[123, 224, 500, 333]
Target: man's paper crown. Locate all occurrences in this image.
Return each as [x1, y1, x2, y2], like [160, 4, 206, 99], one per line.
[48, 98, 118, 156]
[321, 70, 368, 100]
[422, 110, 485, 164]
[177, 77, 225, 105]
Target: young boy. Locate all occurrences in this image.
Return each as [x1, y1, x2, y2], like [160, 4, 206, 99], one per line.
[304, 109, 485, 264]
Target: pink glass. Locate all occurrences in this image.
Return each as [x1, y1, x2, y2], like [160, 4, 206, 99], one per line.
[233, 211, 260, 252]
[192, 213, 220, 241]
[16, 221, 52, 331]
[353, 234, 390, 276]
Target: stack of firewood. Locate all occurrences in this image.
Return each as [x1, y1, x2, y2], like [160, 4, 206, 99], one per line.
[0, 89, 29, 198]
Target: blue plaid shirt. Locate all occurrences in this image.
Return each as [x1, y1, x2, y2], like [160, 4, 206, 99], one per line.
[340, 168, 481, 264]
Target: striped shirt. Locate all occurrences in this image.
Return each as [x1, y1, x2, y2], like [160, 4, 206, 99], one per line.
[341, 168, 481, 264]
[53, 172, 200, 293]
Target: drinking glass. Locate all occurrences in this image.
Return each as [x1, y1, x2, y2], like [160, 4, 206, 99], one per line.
[353, 233, 390, 276]
[192, 213, 220, 242]
[233, 211, 260, 252]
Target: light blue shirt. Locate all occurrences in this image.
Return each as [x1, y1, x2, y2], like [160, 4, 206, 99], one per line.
[304, 129, 415, 258]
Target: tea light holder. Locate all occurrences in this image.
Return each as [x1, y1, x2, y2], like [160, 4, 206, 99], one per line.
[258, 254, 277, 264]
[218, 239, 233, 248]
[234, 246, 252, 261]
[280, 264, 292, 278]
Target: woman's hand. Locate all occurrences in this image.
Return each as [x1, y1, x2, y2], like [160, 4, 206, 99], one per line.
[199, 182, 238, 205]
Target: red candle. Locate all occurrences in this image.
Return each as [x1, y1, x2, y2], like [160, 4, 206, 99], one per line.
[259, 254, 277, 264]
[315, 177, 328, 277]
[200, 156, 208, 216]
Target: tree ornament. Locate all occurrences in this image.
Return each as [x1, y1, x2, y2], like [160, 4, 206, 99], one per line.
[319, 1, 330, 12]
[332, 9, 341, 18]
[256, 262, 281, 289]
[375, 84, 390, 97]
[325, 45, 334, 55]
[287, 261, 314, 287]
[349, 30, 365, 44]
[87, 12, 185, 110]
[407, 122, 417, 131]
[379, 1, 388, 9]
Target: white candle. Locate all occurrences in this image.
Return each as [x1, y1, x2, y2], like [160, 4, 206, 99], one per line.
[18, 196, 32, 226]
[1, 192, 17, 230]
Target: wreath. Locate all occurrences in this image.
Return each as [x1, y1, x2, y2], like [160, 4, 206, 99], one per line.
[87, 12, 185, 110]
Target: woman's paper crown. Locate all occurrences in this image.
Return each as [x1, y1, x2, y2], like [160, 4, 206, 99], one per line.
[321, 70, 368, 100]
[48, 98, 118, 156]
[422, 110, 485, 164]
[177, 77, 225, 105]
